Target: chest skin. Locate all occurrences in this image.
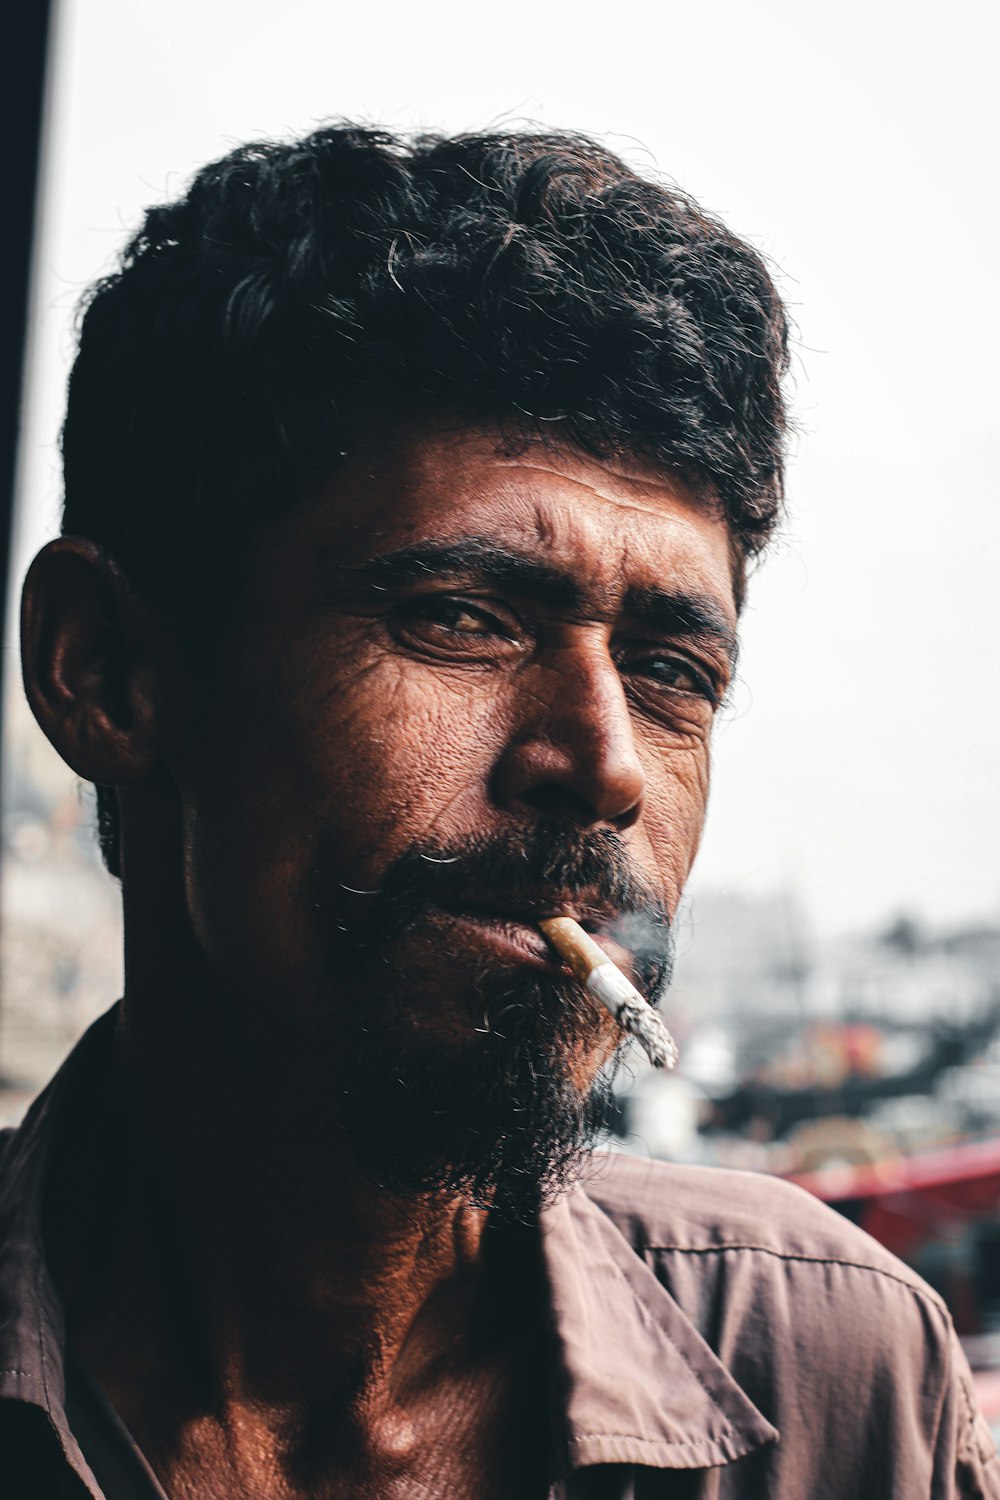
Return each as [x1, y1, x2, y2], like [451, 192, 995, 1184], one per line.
[120, 1306, 552, 1500]
[69, 1210, 554, 1500]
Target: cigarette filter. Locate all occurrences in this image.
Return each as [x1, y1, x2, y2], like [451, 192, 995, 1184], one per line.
[539, 916, 678, 1070]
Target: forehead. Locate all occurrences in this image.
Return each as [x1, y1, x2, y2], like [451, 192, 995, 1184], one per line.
[286, 424, 737, 618]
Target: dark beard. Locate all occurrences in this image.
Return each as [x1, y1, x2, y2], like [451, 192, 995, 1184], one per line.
[342, 963, 619, 1223]
[307, 822, 674, 1225]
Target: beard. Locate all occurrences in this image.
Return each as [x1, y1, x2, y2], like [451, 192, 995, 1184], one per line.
[306, 821, 674, 1224]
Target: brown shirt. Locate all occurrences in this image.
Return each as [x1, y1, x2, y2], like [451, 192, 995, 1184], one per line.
[0, 1009, 997, 1498]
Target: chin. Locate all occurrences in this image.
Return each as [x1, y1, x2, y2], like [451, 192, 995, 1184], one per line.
[326, 966, 624, 1223]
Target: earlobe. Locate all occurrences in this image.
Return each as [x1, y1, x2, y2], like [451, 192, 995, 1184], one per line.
[20, 537, 164, 785]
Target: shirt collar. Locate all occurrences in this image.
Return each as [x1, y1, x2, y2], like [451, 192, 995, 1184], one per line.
[0, 1008, 777, 1490]
[538, 1169, 778, 1473]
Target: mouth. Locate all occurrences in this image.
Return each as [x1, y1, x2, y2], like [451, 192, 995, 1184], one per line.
[432, 898, 635, 976]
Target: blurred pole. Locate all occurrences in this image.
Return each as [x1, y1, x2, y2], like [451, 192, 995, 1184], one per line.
[0, 0, 57, 1017]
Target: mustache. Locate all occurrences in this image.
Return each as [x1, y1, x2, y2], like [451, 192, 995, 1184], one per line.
[311, 819, 674, 970]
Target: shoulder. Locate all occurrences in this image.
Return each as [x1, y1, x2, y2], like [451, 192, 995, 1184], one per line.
[580, 1153, 1000, 1490]
[582, 1148, 937, 1297]
[580, 1150, 955, 1383]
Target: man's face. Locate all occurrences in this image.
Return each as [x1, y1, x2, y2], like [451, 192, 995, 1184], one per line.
[170, 424, 738, 1214]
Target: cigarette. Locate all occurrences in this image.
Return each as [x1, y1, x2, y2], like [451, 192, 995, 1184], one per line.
[539, 916, 679, 1070]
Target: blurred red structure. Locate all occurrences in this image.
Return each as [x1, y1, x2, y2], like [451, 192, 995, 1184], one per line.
[790, 1136, 1000, 1263]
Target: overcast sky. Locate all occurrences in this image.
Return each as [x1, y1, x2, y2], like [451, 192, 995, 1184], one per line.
[11, 0, 999, 938]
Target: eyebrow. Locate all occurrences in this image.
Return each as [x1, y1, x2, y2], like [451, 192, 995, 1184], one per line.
[334, 535, 738, 662]
[348, 537, 585, 610]
[621, 584, 739, 664]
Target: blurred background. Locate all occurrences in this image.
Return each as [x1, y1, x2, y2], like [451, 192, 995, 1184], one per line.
[2, 0, 999, 1423]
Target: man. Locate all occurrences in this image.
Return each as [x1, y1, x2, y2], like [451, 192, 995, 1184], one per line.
[3, 124, 996, 1497]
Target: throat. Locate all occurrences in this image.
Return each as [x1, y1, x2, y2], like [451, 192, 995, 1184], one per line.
[71, 1220, 552, 1500]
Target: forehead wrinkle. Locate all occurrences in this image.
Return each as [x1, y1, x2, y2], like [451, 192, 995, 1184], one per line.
[522, 494, 638, 605]
[523, 493, 734, 622]
[489, 455, 699, 522]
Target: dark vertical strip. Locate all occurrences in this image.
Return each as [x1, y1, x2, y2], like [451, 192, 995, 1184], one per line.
[0, 0, 58, 1016]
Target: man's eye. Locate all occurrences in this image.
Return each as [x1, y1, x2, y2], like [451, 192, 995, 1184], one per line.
[625, 651, 719, 704]
[405, 597, 507, 636]
[391, 596, 522, 660]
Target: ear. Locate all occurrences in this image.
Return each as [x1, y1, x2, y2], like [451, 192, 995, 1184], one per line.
[20, 537, 165, 785]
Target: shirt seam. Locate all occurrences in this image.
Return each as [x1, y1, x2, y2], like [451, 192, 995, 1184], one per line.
[570, 1430, 735, 1451]
[640, 1242, 946, 1307]
[35, 1220, 53, 1413]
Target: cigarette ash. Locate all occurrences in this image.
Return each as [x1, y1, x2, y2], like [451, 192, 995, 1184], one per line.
[541, 913, 678, 1070]
[604, 911, 678, 1069]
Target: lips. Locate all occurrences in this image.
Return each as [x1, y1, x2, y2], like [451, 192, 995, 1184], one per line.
[435, 909, 558, 970]
[432, 896, 634, 975]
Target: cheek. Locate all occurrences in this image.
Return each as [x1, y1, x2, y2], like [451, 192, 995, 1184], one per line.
[638, 737, 713, 899]
[178, 656, 507, 1004]
[312, 659, 505, 863]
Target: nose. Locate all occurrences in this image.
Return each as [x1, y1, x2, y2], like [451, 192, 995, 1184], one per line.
[490, 638, 646, 830]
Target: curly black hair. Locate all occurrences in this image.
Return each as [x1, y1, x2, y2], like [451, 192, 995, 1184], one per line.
[59, 123, 790, 874]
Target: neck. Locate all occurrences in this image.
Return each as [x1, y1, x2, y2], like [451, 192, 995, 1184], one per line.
[107, 967, 495, 1412]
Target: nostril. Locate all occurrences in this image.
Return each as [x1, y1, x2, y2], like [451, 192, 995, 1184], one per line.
[521, 785, 600, 824]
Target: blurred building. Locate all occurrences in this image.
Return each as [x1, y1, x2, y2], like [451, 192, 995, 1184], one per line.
[0, 684, 122, 1124]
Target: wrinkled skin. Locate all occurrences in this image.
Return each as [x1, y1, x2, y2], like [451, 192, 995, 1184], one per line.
[22, 422, 739, 1499]
[172, 424, 736, 1039]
